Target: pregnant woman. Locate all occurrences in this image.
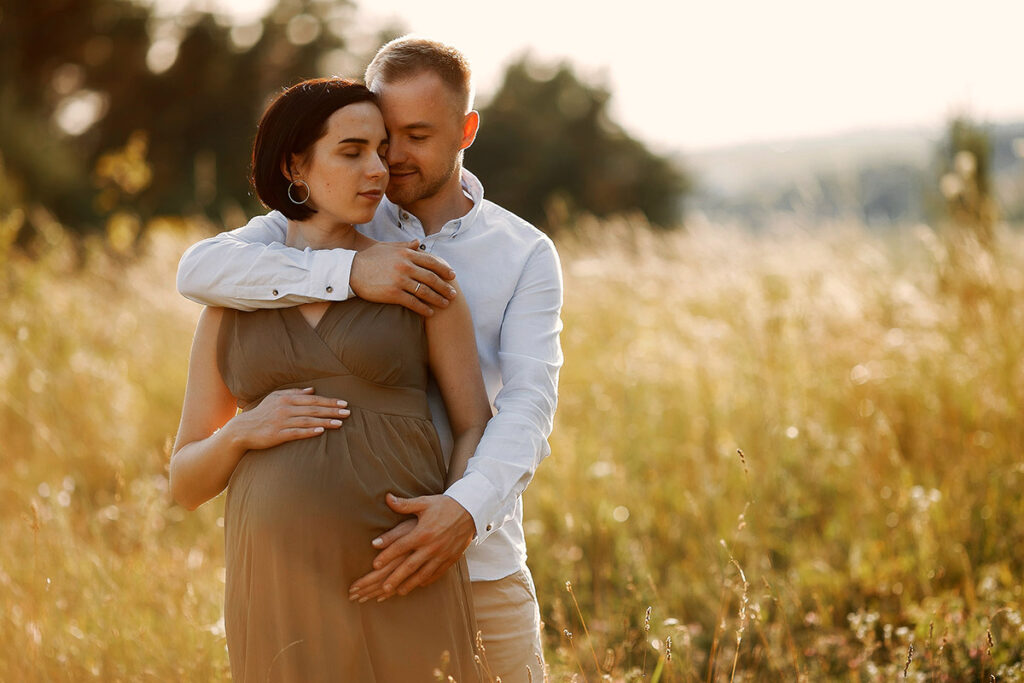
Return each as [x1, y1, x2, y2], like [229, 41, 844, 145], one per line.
[169, 78, 487, 681]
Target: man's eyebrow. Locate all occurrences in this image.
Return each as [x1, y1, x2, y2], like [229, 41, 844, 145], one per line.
[401, 122, 434, 131]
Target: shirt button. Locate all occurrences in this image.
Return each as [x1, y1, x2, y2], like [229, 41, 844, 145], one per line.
[485, 524, 492, 532]
[325, 286, 333, 293]
[272, 289, 279, 296]
[401, 212, 410, 220]
[418, 243, 426, 250]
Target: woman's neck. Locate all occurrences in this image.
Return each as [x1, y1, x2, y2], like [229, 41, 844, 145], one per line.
[285, 218, 366, 251]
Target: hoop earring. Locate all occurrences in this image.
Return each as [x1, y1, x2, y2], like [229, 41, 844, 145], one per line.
[287, 179, 310, 205]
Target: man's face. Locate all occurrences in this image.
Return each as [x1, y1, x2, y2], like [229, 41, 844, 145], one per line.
[374, 71, 467, 208]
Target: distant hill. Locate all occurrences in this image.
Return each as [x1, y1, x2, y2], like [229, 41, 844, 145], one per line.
[682, 121, 1024, 227]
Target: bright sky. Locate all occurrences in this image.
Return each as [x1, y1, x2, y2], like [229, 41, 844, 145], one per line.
[209, 0, 1023, 152]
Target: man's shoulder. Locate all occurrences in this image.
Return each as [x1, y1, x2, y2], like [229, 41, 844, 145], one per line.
[477, 200, 555, 252]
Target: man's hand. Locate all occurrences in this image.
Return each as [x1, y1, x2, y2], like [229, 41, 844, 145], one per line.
[350, 240, 457, 316]
[348, 493, 475, 602]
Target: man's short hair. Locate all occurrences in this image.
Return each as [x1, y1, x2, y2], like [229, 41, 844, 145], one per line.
[364, 36, 474, 114]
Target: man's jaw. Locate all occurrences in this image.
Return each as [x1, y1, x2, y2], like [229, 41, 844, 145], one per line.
[385, 168, 419, 205]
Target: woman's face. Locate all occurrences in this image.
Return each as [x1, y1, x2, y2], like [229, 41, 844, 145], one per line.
[292, 101, 389, 226]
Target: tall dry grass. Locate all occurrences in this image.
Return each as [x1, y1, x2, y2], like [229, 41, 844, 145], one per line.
[1, 214, 1023, 680]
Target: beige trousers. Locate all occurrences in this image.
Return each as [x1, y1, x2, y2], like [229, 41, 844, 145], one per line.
[470, 567, 546, 683]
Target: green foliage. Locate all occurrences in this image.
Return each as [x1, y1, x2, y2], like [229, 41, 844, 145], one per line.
[2, 6, 691, 237]
[935, 116, 999, 244]
[469, 58, 690, 231]
[0, 0, 361, 233]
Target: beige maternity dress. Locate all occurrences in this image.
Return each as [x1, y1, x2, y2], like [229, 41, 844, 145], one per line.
[216, 299, 480, 682]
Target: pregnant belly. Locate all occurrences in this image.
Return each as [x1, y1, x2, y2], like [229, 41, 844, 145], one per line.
[224, 414, 446, 543]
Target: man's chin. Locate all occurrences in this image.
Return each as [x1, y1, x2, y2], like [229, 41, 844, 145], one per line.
[385, 186, 418, 207]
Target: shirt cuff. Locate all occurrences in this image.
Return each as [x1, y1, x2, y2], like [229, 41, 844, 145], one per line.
[444, 471, 503, 542]
[308, 248, 356, 301]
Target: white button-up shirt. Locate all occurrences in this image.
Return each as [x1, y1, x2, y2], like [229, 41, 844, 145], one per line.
[177, 169, 563, 581]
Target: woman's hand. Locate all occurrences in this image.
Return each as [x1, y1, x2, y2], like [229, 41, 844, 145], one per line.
[172, 309, 352, 511]
[229, 387, 350, 451]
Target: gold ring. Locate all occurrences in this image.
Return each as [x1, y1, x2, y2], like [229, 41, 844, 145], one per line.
[413, 282, 421, 294]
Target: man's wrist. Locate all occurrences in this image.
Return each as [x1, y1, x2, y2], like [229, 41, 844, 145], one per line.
[442, 494, 477, 537]
[444, 473, 502, 540]
[310, 248, 355, 301]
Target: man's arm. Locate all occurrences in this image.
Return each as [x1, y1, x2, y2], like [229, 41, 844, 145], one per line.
[176, 211, 458, 314]
[443, 237, 564, 540]
[348, 237, 563, 601]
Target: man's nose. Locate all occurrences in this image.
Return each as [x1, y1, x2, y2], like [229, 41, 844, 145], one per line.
[385, 139, 405, 166]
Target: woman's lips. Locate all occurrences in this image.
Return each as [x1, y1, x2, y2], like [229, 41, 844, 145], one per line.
[358, 190, 383, 200]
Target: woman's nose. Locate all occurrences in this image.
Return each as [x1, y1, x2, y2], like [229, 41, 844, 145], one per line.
[369, 154, 387, 178]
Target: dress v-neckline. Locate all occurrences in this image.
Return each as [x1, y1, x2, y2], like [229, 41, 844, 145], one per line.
[287, 302, 337, 337]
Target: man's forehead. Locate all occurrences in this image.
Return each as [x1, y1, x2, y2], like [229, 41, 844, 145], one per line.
[375, 73, 462, 113]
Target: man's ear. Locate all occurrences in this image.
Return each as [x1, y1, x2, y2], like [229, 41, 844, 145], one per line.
[459, 111, 480, 151]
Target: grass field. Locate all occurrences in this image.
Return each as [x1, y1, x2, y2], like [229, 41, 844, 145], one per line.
[2, 213, 1023, 681]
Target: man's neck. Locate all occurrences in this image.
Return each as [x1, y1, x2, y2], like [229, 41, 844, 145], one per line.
[402, 170, 474, 236]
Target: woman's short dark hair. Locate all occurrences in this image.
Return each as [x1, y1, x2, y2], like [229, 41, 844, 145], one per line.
[251, 78, 377, 221]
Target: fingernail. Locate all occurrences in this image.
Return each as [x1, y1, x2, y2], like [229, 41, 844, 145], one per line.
[330, 419, 343, 427]
[349, 594, 359, 601]
[383, 584, 392, 592]
[314, 427, 324, 433]
[360, 596, 370, 603]
[372, 538, 383, 547]
[448, 288, 457, 297]
[337, 400, 347, 407]
[376, 597, 386, 603]
[339, 409, 349, 416]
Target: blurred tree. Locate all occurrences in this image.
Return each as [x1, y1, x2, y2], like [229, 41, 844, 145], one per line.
[0, 0, 363, 233]
[935, 116, 998, 245]
[468, 57, 689, 231]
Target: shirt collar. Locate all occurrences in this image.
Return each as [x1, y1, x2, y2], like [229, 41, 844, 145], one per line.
[382, 168, 485, 237]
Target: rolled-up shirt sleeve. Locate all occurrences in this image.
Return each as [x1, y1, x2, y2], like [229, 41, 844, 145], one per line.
[444, 237, 563, 541]
[176, 211, 355, 310]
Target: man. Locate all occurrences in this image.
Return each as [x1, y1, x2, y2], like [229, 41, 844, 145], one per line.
[176, 36, 562, 681]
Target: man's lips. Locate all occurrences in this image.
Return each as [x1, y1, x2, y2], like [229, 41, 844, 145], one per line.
[388, 168, 417, 181]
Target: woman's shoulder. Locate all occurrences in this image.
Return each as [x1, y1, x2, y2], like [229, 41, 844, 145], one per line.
[195, 306, 226, 335]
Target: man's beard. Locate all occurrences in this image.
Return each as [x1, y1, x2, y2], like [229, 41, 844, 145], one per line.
[386, 153, 461, 208]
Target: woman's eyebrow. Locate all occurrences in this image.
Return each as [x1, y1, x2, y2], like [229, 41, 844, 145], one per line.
[338, 137, 369, 144]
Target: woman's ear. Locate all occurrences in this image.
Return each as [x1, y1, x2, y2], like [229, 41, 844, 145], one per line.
[281, 153, 304, 182]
